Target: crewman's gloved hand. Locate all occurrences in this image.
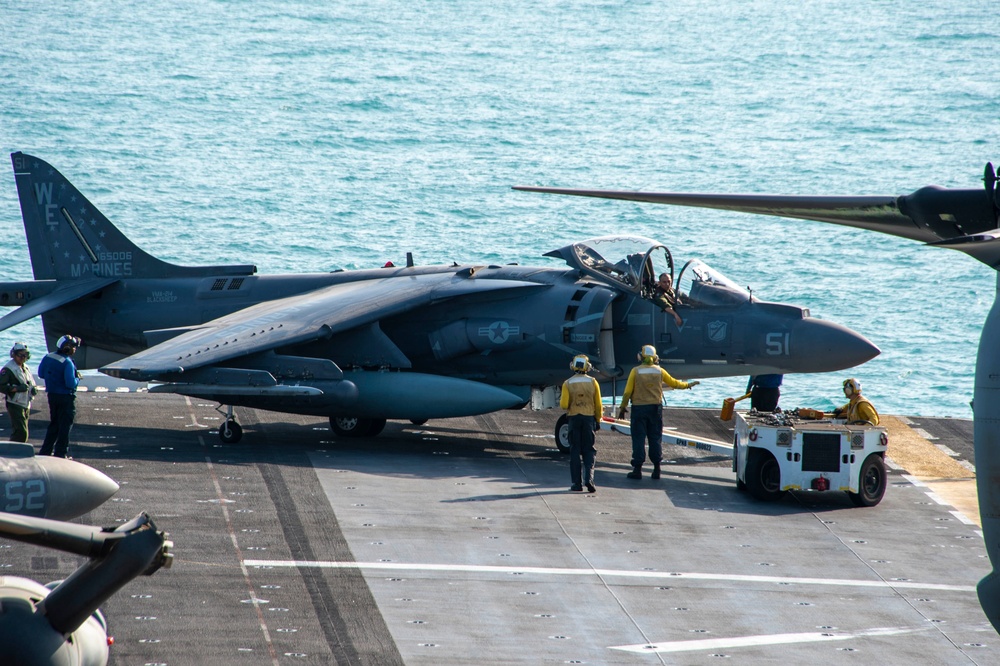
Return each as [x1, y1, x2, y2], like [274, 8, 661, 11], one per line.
[30, 387, 37, 396]
[616, 408, 627, 420]
[688, 381, 700, 388]
[75, 371, 82, 380]
[593, 419, 600, 432]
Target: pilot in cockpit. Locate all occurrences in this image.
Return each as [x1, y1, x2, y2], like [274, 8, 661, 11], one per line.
[652, 273, 683, 327]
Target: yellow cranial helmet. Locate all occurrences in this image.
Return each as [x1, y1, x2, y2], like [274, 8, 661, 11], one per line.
[638, 344, 658, 364]
[843, 378, 861, 396]
[570, 354, 592, 373]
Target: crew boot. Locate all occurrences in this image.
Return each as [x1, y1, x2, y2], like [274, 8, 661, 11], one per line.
[626, 466, 642, 480]
[651, 462, 661, 480]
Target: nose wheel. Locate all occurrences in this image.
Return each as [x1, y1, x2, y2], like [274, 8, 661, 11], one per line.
[217, 405, 244, 444]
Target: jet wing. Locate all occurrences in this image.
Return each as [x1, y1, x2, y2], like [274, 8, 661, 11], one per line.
[513, 185, 1000, 267]
[101, 272, 544, 381]
[0, 278, 119, 332]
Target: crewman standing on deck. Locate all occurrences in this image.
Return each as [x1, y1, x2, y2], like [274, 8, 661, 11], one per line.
[560, 354, 603, 493]
[38, 335, 82, 458]
[0, 342, 38, 442]
[617, 345, 698, 480]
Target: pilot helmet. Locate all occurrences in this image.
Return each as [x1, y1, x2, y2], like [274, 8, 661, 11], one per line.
[638, 344, 658, 364]
[843, 378, 861, 396]
[570, 354, 592, 373]
[57, 335, 81, 351]
[9, 342, 30, 360]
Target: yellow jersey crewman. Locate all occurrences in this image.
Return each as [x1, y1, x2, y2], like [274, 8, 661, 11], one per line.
[617, 345, 698, 480]
[832, 378, 879, 425]
[560, 354, 603, 493]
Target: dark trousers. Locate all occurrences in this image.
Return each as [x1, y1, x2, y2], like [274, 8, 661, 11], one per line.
[40, 393, 75, 457]
[750, 387, 780, 412]
[568, 415, 597, 487]
[6, 401, 29, 442]
[630, 403, 663, 467]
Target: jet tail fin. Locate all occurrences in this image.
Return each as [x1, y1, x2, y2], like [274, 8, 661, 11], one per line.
[10, 152, 256, 280]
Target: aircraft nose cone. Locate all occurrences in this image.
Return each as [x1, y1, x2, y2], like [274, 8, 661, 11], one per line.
[37, 456, 120, 520]
[791, 318, 880, 373]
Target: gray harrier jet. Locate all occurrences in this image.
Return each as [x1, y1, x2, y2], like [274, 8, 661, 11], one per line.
[1, 153, 877, 445]
[514, 164, 1000, 634]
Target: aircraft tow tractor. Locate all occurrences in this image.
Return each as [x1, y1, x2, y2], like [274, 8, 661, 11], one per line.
[559, 409, 887, 508]
[732, 410, 888, 507]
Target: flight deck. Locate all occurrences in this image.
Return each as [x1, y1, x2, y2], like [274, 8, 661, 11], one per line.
[0, 390, 994, 665]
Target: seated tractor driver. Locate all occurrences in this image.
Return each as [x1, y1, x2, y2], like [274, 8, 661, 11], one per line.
[832, 378, 879, 425]
[652, 273, 683, 327]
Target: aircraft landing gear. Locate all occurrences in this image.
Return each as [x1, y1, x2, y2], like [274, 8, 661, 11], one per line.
[554, 414, 571, 454]
[217, 405, 244, 444]
[330, 416, 387, 437]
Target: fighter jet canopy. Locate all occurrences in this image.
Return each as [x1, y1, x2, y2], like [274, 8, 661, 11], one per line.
[545, 235, 674, 294]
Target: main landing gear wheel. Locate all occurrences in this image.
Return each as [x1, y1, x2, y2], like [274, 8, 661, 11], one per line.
[554, 414, 571, 454]
[219, 419, 243, 444]
[849, 453, 887, 507]
[745, 448, 785, 501]
[330, 416, 387, 437]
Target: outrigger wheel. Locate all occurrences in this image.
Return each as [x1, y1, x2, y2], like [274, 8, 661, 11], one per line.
[217, 404, 243, 444]
[219, 419, 243, 444]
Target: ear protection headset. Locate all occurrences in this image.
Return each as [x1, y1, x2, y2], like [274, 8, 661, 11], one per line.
[843, 378, 861, 395]
[638, 344, 658, 364]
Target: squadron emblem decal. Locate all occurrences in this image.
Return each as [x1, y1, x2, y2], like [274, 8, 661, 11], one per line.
[707, 320, 728, 343]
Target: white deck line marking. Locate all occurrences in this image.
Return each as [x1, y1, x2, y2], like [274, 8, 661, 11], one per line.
[925, 490, 949, 506]
[242, 560, 975, 592]
[610, 625, 928, 653]
[952, 510, 977, 525]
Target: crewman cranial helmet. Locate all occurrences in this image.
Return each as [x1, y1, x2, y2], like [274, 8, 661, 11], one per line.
[638, 344, 658, 364]
[570, 354, 592, 373]
[9, 342, 29, 359]
[57, 335, 80, 351]
[843, 378, 861, 396]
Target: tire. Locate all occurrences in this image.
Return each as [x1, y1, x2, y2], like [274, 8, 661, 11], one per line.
[745, 448, 784, 501]
[554, 413, 570, 454]
[409, 418, 428, 426]
[330, 416, 386, 438]
[367, 418, 387, 437]
[849, 454, 887, 507]
[219, 419, 243, 444]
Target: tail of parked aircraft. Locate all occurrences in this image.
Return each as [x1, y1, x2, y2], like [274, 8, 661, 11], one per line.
[0, 152, 256, 348]
[10, 152, 256, 281]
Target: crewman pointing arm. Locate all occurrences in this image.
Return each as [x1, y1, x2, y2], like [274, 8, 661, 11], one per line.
[617, 345, 698, 480]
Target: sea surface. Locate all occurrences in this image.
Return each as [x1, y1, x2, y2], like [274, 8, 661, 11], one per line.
[1, 1, 997, 418]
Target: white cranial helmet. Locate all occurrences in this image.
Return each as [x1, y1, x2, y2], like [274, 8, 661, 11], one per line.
[570, 354, 592, 373]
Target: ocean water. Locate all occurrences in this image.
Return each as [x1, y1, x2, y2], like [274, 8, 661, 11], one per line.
[1, 1, 997, 418]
